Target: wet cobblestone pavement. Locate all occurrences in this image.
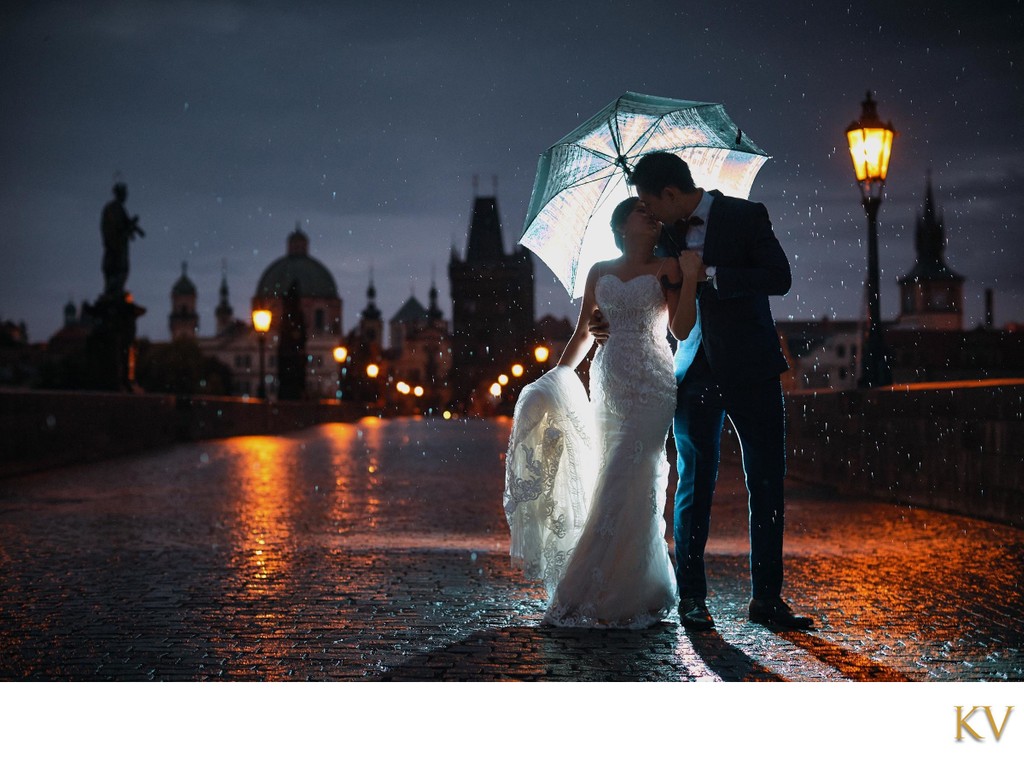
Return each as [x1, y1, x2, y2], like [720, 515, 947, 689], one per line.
[1, 417, 1022, 682]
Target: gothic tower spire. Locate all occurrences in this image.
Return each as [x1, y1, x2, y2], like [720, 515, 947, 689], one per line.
[897, 172, 965, 330]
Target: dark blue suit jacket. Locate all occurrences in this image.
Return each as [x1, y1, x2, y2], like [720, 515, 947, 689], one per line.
[670, 190, 791, 385]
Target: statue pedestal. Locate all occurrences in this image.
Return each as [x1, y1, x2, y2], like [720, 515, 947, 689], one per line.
[85, 293, 147, 392]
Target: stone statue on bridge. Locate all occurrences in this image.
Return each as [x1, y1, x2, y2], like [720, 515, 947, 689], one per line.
[101, 182, 145, 297]
[83, 180, 147, 391]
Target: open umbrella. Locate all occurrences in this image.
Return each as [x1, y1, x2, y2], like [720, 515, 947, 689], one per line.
[520, 91, 770, 298]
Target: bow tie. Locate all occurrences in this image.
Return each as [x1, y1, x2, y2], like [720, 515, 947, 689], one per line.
[671, 215, 704, 236]
[673, 215, 704, 239]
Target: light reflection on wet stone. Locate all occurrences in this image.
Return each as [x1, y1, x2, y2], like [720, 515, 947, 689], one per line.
[0, 416, 1021, 681]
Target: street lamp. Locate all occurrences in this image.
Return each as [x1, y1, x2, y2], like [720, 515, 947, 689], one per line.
[534, 345, 550, 364]
[846, 91, 895, 388]
[252, 309, 272, 399]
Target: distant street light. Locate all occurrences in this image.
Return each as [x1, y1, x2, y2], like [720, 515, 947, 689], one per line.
[333, 345, 348, 364]
[846, 91, 895, 388]
[534, 346, 550, 364]
[252, 308, 272, 399]
[366, 363, 380, 379]
[511, 363, 524, 377]
[498, 373, 509, 386]
[489, 382, 502, 397]
[413, 385, 424, 397]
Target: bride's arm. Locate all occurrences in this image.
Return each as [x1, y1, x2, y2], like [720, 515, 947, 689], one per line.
[556, 266, 600, 370]
[668, 252, 701, 341]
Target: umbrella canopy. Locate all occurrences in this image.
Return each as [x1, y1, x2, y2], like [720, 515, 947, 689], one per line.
[520, 91, 770, 298]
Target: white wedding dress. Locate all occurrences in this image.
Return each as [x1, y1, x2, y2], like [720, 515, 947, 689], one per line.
[504, 273, 678, 628]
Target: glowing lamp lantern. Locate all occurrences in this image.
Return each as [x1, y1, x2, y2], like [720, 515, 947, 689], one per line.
[252, 309, 272, 399]
[489, 382, 502, 397]
[332, 346, 348, 364]
[396, 381, 411, 395]
[413, 386, 424, 397]
[498, 374, 509, 386]
[534, 346, 550, 364]
[846, 91, 895, 202]
[366, 363, 380, 379]
[252, 309, 272, 334]
[511, 364, 524, 377]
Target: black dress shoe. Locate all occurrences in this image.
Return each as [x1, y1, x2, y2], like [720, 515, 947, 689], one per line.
[678, 597, 715, 630]
[748, 597, 814, 630]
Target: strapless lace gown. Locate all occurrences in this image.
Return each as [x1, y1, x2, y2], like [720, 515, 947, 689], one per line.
[504, 274, 678, 628]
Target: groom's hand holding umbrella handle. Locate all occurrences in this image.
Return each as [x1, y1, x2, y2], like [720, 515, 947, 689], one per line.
[588, 309, 610, 346]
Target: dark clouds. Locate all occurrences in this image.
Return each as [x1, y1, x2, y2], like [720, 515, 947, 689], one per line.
[2, 0, 1022, 342]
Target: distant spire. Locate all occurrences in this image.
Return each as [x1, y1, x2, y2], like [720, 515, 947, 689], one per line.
[218, 260, 230, 303]
[923, 168, 936, 220]
[216, 260, 233, 333]
[902, 171, 961, 283]
[361, 266, 381, 322]
[428, 266, 442, 321]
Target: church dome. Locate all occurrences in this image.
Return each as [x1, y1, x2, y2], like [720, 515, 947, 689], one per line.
[255, 227, 339, 300]
[172, 262, 196, 296]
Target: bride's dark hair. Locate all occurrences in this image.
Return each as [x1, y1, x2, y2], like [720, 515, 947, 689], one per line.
[610, 196, 640, 252]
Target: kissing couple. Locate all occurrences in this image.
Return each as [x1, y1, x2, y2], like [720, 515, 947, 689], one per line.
[505, 151, 814, 631]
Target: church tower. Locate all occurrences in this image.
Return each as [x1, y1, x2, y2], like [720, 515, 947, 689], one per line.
[897, 173, 965, 330]
[448, 191, 534, 405]
[215, 263, 234, 335]
[427, 272, 445, 331]
[358, 271, 385, 347]
[169, 261, 199, 340]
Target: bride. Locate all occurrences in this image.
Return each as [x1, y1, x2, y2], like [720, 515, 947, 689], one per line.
[505, 197, 703, 628]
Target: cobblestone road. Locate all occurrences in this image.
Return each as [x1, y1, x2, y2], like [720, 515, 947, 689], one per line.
[1, 417, 1022, 681]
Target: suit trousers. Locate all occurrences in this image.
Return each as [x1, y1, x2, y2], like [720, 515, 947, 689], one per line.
[672, 354, 786, 601]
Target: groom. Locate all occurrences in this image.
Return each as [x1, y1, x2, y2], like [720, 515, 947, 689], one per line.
[595, 151, 813, 631]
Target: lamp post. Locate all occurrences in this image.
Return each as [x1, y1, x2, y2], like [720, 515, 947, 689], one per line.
[366, 363, 381, 407]
[846, 91, 895, 388]
[333, 345, 348, 399]
[252, 309, 272, 399]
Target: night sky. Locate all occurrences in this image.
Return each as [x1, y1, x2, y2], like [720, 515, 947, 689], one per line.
[2, 0, 1022, 345]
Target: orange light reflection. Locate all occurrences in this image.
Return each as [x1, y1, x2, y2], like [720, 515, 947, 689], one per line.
[223, 436, 293, 604]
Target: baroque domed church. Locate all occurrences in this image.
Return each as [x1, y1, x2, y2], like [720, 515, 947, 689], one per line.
[182, 227, 346, 398]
